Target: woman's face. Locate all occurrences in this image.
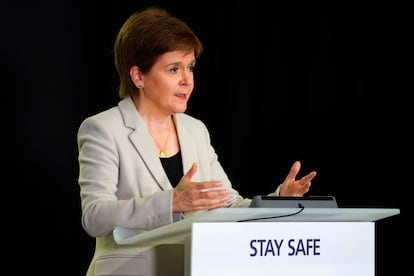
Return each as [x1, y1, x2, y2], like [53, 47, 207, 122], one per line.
[140, 50, 196, 115]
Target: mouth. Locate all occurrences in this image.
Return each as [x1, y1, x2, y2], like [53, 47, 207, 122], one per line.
[175, 93, 188, 100]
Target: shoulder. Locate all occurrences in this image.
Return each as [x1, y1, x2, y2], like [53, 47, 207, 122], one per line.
[79, 106, 121, 130]
[175, 113, 208, 130]
[174, 113, 213, 145]
[78, 97, 135, 131]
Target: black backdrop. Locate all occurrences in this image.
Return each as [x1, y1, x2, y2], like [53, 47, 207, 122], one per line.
[5, 0, 411, 275]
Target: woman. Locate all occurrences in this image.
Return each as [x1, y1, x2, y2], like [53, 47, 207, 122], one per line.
[77, 6, 316, 276]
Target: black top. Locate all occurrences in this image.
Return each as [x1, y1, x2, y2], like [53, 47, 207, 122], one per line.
[160, 151, 183, 187]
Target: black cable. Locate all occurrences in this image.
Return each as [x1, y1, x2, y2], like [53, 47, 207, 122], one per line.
[237, 205, 305, 222]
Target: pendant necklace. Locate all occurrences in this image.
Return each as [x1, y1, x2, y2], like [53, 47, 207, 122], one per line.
[150, 119, 171, 158]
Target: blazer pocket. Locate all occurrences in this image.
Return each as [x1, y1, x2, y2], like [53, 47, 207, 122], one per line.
[94, 255, 147, 276]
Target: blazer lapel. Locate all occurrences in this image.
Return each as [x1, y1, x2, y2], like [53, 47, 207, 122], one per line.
[174, 114, 200, 181]
[119, 97, 171, 190]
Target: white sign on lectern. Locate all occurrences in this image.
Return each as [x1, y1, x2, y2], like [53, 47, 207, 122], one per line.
[191, 221, 374, 276]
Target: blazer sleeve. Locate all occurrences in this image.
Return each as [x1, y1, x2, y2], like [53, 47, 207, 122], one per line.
[77, 111, 175, 237]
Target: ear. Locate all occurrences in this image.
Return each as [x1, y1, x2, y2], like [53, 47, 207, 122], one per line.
[130, 66, 144, 88]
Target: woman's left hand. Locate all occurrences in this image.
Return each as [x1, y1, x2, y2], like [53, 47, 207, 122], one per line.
[279, 161, 317, 196]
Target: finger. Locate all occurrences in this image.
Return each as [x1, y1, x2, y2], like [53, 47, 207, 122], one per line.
[183, 162, 197, 181]
[301, 182, 311, 194]
[193, 196, 229, 209]
[198, 181, 223, 191]
[301, 171, 317, 182]
[284, 161, 301, 183]
[290, 161, 300, 173]
[200, 189, 229, 198]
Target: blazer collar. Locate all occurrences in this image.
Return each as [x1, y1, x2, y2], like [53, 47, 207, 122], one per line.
[118, 96, 199, 188]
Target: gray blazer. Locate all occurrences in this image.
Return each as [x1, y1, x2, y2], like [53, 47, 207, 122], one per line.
[77, 96, 278, 276]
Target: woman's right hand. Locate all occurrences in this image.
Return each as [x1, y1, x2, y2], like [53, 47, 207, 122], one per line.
[173, 162, 229, 212]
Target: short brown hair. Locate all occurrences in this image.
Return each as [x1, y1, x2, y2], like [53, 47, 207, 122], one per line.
[114, 7, 203, 99]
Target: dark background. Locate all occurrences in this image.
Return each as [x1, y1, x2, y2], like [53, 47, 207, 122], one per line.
[5, 0, 410, 275]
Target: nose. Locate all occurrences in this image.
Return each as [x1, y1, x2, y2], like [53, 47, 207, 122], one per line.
[179, 69, 193, 86]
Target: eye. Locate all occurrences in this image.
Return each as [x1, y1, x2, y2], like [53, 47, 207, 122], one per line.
[187, 65, 195, 72]
[169, 67, 179, 74]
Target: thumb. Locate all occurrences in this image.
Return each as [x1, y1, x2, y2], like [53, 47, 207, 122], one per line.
[183, 162, 198, 181]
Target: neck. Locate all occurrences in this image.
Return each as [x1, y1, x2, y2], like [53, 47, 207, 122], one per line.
[147, 116, 173, 157]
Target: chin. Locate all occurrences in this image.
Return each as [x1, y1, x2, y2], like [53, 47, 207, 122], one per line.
[173, 104, 188, 113]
